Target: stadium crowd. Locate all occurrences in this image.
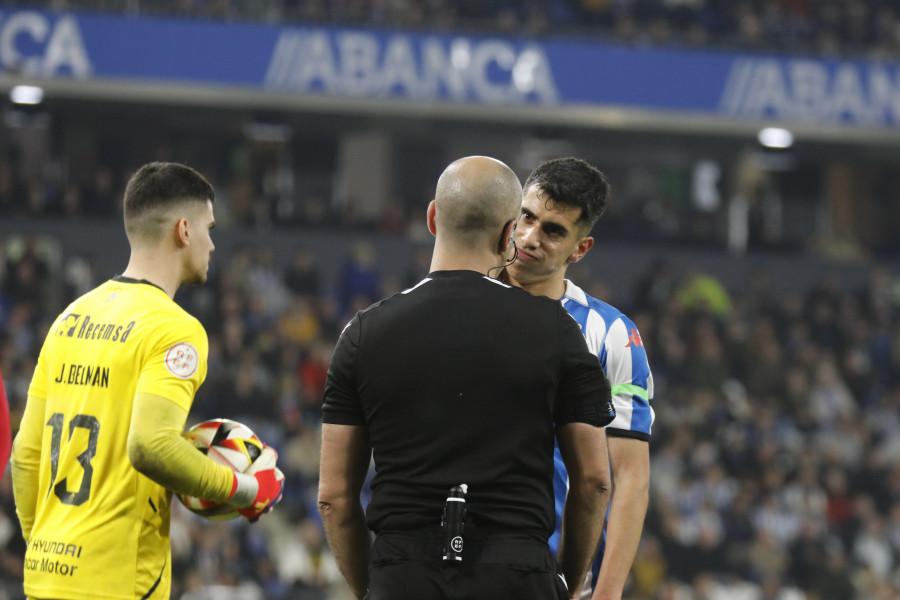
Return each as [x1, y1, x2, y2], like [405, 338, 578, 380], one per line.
[19, 0, 900, 58]
[0, 211, 898, 599]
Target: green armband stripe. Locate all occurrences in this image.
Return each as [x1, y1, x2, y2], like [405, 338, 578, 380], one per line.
[611, 383, 648, 401]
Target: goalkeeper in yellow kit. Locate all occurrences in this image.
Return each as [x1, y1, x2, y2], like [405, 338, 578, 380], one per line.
[10, 162, 285, 600]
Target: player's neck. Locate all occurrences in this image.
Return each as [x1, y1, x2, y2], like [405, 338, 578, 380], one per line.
[121, 250, 179, 299]
[513, 274, 567, 300]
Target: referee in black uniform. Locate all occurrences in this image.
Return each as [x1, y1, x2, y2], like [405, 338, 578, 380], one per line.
[318, 156, 614, 600]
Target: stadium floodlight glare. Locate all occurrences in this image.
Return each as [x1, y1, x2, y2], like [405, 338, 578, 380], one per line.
[758, 127, 794, 149]
[10, 85, 45, 105]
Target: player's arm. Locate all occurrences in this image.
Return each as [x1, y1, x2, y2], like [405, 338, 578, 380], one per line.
[11, 338, 54, 542]
[592, 436, 649, 600]
[128, 393, 283, 519]
[135, 317, 282, 520]
[318, 422, 371, 600]
[127, 392, 234, 502]
[10, 394, 45, 542]
[592, 316, 653, 600]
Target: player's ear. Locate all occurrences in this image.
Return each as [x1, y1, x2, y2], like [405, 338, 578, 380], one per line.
[174, 217, 190, 248]
[566, 236, 594, 264]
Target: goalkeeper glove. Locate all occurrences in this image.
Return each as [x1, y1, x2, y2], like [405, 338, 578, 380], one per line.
[228, 445, 285, 523]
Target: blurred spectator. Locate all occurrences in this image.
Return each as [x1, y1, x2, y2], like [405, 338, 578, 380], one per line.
[278, 297, 321, 346]
[809, 358, 857, 427]
[336, 241, 380, 317]
[787, 520, 828, 592]
[62, 255, 99, 304]
[0, 159, 24, 215]
[82, 165, 119, 215]
[811, 546, 857, 600]
[633, 258, 677, 314]
[283, 248, 321, 299]
[676, 268, 732, 318]
[4, 237, 50, 313]
[296, 338, 331, 421]
[630, 534, 667, 598]
[272, 517, 342, 594]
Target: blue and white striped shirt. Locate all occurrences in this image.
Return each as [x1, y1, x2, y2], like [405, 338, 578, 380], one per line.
[548, 279, 654, 587]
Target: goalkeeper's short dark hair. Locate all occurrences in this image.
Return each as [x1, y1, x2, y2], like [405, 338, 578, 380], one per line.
[123, 162, 215, 242]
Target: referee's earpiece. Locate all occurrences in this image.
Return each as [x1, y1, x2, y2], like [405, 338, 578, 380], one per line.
[489, 219, 519, 280]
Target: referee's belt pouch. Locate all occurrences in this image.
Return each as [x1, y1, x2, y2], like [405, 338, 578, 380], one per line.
[373, 531, 556, 572]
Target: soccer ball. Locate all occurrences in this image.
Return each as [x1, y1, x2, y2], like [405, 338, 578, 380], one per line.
[176, 418, 264, 520]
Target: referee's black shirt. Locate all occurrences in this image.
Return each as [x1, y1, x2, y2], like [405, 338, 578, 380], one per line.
[323, 270, 612, 542]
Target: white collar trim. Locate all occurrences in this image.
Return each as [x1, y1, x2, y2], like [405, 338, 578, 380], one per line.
[562, 279, 589, 306]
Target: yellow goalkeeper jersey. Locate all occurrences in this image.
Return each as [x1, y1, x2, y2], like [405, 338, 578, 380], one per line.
[22, 276, 208, 600]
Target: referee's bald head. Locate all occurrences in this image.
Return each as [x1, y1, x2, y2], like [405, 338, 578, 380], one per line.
[434, 156, 522, 246]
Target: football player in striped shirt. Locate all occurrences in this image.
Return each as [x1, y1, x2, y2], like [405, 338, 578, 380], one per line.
[506, 157, 654, 600]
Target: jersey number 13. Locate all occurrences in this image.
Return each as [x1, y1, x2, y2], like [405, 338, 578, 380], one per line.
[46, 413, 100, 506]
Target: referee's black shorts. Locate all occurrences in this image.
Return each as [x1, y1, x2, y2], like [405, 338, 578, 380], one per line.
[365, 531, 569, 600]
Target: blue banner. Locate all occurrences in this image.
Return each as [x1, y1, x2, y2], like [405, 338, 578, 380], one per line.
[1, 8, 900, 127]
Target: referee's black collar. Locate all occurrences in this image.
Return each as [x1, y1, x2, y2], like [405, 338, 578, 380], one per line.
[112, 274, 167, 294]
[425, 270, 487, 279]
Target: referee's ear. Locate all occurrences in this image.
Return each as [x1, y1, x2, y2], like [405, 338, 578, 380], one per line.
[427, 200, 437, 237]
[498, 218, 516, 255]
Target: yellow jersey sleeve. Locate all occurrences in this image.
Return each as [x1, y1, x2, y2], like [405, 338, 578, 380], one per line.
[10, 394, 45, 541]
[128, 393, 235, 503]
[134, 315, 208, 413]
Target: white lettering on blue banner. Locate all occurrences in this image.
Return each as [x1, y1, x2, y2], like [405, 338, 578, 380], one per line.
[265, 29, 558, 105]
[720, 57, 900, 126]
[0, 10, 92, 77]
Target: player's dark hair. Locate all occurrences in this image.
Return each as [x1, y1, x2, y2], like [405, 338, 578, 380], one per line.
[123, 162, 214, 240]
[523, 157, 609, 232]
